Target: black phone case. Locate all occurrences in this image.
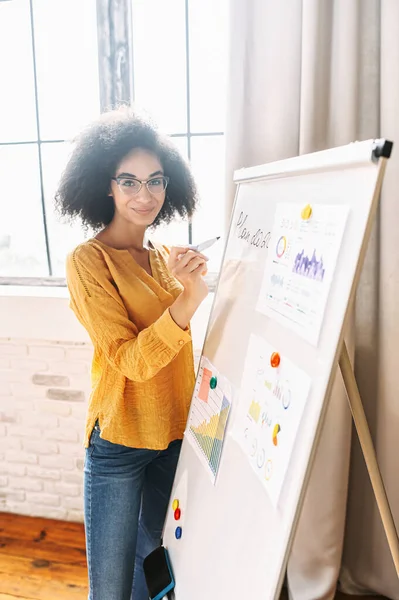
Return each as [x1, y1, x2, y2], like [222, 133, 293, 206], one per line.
[143, 545, 175, 600]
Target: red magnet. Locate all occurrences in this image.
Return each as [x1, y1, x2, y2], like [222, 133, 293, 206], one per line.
[174, 508, 181, 520]
[270, 352, 281, 368]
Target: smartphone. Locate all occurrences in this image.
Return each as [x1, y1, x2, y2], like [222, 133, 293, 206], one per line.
[143, 546, 175, 600]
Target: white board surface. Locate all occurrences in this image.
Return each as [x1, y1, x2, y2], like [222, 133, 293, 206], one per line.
[162, 140, 389, 600]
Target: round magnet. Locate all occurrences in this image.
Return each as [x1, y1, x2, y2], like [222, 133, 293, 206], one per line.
[270, 352, 281, 368]
[175, 526, 182, 540]
[174, 508, 181, 520]
[210, 376, 217, 389]
[172, 499, 179, 511]
[301, 204, 312, 220]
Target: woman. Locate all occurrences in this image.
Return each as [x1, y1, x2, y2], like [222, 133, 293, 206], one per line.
[56, 106, 209, 600]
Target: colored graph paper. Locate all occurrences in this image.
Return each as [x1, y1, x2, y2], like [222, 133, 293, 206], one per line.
[186, 357, 232, 483]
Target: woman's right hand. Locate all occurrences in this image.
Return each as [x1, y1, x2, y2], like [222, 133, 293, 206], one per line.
[168, 246, 209, 304]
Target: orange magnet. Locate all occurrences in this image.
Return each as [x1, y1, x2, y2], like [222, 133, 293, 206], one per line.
[301, 204, 312, 220]
[174, 508, 181, 520]
[172, 499, 179, 511]
[270, 352, 281, 368]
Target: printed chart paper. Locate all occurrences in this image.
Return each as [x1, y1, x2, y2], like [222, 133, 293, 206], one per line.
[186, 357, 232, 484]
[233, 334, 311, 506]
[256, 203, 349, 345]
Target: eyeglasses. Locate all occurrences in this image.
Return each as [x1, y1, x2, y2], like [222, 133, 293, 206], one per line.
[111, 175, 169, 196]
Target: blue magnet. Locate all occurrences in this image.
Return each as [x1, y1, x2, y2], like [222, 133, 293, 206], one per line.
[175, 526, 182, 540]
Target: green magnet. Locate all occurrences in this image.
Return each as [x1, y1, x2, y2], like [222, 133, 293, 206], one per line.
[210, 376, 218, 389]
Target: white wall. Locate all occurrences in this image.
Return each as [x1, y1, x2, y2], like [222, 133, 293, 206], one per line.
[0, 286, 213, 522]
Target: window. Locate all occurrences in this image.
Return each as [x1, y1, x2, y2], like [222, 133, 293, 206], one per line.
[132, 0, 228, 272]
[0, 0, 100, 278]
[0, 0, 228, 279]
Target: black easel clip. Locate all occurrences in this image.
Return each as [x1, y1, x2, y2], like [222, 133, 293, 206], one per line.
[372, 139, 393, 162]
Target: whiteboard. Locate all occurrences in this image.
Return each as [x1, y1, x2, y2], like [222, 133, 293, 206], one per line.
[162, 140, 391, 600]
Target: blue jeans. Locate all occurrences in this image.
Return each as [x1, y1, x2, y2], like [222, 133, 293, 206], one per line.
[84, 423, 182, 600]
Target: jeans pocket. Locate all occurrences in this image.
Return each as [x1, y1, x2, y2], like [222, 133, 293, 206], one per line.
[86, 426, 98, 463]
[88, 422, 99, 444]
[90, 428, 133, 459]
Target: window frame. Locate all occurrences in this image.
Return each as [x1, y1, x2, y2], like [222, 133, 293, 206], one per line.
[0, 0, 222, 291]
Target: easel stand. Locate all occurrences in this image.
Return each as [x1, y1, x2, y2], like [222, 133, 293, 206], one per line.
[339, 342, 399, 576]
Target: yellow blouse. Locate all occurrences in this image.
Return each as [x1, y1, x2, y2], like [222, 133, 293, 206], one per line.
[66, 238, 195, 450]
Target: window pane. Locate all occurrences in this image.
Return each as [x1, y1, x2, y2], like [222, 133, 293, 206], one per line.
[150, 217, 190, 249]
[41, 143, 91, 277]
[0, 0, 37, 142]
[170, 136, 188, 159]
[190, 136, 225, 272]
[149, 136, 189, 247]
[131, 0, 187, 133]
[32, 0, 100, 141]
[189, 0, 229, 133]
[0, 145, 48, 276]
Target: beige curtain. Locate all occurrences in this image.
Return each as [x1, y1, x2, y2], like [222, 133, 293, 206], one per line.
[224, 1, 399, 598]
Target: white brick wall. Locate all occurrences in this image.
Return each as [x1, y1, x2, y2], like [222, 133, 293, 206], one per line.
[0, 337, 204, 524]
[0, 337, 92, 522]
[0, 290, 212, 524]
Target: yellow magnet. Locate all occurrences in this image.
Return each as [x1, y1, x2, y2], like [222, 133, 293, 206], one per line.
[301, 204, 312, 220]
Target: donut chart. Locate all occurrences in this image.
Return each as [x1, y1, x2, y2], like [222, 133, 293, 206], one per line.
[276, 235, 287, 258]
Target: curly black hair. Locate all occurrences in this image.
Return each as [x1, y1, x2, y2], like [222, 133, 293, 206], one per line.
[55, 106, 198, 231]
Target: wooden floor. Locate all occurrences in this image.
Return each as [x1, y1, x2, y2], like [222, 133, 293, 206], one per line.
[0, 512, 87, 599]
[0, 512, 388, 600]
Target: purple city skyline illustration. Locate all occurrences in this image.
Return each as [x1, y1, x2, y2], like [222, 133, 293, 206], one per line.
[292, 248, 325, 281]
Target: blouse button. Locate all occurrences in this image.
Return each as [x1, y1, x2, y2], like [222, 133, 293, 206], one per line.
[178, 340, 184, 346]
